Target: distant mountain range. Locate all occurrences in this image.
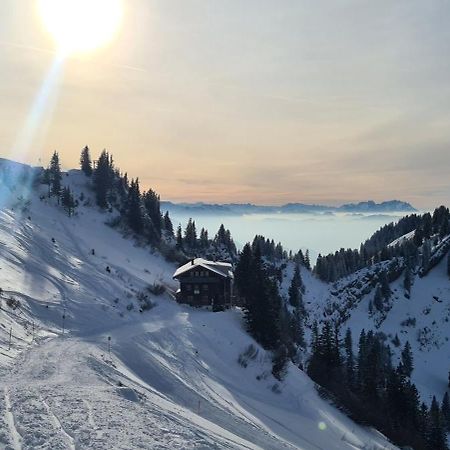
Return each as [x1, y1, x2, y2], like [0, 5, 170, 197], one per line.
[161, 200, 417, 216]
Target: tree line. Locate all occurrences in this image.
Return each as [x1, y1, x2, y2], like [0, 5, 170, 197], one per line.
[307, 325, 449, 450]
[315, 206, 450, 282]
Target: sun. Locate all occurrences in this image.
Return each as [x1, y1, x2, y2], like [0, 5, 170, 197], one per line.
[38, 0, 123, 55]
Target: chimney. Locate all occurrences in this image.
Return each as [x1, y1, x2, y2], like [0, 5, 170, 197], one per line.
[191, 258, 195, 265]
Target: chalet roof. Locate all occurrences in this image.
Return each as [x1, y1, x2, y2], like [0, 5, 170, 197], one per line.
[173, 258, 233, 279]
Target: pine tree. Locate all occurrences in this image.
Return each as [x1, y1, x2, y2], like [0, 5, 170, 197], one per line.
[93, 150, 114, 208]
[49, 151, 62, 197]
[184, 218, 197, 249]
[288, 265, 301, 307]
[163, 211, 174, 237]
[235, 243, 253, 304]
[199, 227, 209, 249]
[422, 239, 431, 271]
[442, 391, 450, 432]
[304, 250, 311, 270]
[290, 307, 305, 348]
[80, 146, 93, 176]
[61, 186, 75, 216]
[142, 189, 161, 238]
[427, 396, 447, 450]
[344, 328, 355, 388]
[176, 224, 183, 251]
[400, 341, 413, 377]
[126, 178, 143, 233]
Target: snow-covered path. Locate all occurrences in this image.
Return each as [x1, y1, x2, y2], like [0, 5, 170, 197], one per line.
[0, 336, 265, 450]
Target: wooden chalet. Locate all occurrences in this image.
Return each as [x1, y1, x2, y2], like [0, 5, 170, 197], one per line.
[173, 258, 234, 308]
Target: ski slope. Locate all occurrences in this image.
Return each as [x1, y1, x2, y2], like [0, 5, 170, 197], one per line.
[0, 162, 396, 449]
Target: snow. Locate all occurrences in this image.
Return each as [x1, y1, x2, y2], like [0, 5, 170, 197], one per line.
[343, 258, 450, 403]
[0, 162, 396, 449]
[173, 258, 233, 279]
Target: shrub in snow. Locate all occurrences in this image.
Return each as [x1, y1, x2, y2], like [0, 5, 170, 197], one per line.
[146, 282, 165, 296]
[238, 344, 259, 368]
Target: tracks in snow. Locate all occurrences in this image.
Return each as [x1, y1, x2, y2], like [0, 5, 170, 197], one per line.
[3, 387, 22, 450]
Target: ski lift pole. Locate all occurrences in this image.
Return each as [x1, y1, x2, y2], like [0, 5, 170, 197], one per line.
[8, 327, 12, 351]
[108, 336, 111, 361]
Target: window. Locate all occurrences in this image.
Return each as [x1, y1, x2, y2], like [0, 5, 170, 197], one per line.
[202, 284, 208, 291]
[186, 284, 192, 291]
[194, 285, 200, 295]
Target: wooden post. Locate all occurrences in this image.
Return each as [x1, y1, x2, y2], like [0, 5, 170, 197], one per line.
[108, 336, 111, 360]
[62, 308, 66, 335]
[8, 327, 12, 351]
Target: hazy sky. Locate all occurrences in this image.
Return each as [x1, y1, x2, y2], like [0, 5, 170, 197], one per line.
[1, 0, 450, 208]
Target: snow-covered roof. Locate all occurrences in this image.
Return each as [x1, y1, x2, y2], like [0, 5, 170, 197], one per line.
[173, 258, 233, 279]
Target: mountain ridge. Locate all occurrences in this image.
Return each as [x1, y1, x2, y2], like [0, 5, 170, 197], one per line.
[161, 199, 417, 216]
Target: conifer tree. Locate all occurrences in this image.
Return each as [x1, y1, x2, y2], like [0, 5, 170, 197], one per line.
[80, 146, 93, 176]
[142, 189, 161, 237]
[126, 178, 143, 233]
[93, 150, 114, 208]
[344, 328, 355, 388]
[427, 396, 447, 450]
[184, 218, 197, 249]
[49, 151, 62, 197]
[163, 211, 174, 237]
[199, 227, 209, 249]
[288, 265, 301, 308]
[442, 391, 450, 432]
[400, 341, 413, 377]
[176, 224, 183, 251]
[304, 250, 311, 270]
[61, 186, 76, 216]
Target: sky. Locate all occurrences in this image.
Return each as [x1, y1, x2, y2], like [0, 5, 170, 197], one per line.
[1, 0, 450, 208]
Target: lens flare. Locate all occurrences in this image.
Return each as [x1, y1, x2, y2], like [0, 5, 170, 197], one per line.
[38, 0, 123, 55]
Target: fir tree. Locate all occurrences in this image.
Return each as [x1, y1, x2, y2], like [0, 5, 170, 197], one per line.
[93, 150, 114, 208]
[184, 218, 197, 249]
[61, 186, 76, 216]
[304, 250, 311, 270]
[49, 151, 62, 197]
[163, 211, 174, 237]
[442, 391, 450, 432]
[126, 178, 143, 233]
[344, 328, 355, 388]
[199, 227, 209, 249]
[80, 146, 93, 176]
[288, 265, 301, 308]
[427, 396, 447, 450]
[142, 189, 161, 238]
[176, 224, 183, 251]
[400, 341, 413, 377]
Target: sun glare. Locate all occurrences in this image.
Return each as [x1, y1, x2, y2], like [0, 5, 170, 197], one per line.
[38, 0, 123, 54]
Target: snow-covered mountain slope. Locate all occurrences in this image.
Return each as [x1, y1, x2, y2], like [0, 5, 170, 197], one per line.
[0, 164, 395, 449]
[342, 259, 450, 402]
[298, 250, 450, 405]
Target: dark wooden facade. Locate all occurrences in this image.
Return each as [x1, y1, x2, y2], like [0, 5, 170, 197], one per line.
[173, 262, 233, 307]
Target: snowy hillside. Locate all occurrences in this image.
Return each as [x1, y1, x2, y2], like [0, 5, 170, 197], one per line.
[0, 161, 396, 449]
[299, 247, 450, 406]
